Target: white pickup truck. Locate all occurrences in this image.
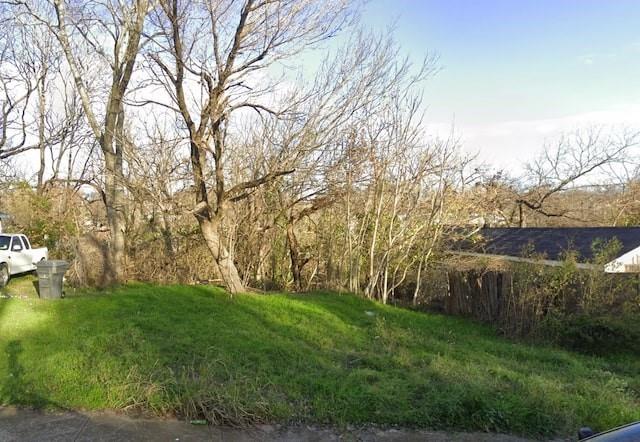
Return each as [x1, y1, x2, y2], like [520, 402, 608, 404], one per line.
[0, 234, 48, 287]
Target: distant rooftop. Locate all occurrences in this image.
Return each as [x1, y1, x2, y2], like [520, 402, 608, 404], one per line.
[454, 227, 640, 262]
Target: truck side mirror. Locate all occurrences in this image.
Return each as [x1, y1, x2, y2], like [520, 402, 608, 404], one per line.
[11, 244, 22, 252]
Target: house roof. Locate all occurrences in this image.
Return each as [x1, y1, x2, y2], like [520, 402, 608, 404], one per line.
[454, 227, 640, 262]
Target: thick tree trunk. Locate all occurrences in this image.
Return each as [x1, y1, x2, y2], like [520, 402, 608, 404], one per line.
[159, 211, 175, 259]
[286, 221, 304, 291]
[199, 217, 244, 294]
[53, 0, 149, 285]
[186, 132, 245, 294]
[104, 152, 126, 283]
[100, 95, 128, 283]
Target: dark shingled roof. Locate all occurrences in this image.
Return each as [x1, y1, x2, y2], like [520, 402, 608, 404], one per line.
[455, 227, 640, 262]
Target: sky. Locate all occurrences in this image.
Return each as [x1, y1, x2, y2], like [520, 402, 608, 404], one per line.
[11, 0, 640, 176]
[355, 0, 640, 169]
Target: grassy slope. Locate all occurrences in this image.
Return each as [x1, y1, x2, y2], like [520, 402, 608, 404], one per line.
[0, 281, 638, 438]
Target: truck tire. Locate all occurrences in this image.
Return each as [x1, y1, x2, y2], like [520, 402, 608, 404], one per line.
[0, 264, 9, 288]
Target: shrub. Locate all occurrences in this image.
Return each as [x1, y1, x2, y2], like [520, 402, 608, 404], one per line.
[540, 314, 640, 355]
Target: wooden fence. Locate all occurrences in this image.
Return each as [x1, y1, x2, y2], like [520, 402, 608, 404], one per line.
[446, 270, 513, 323]
[443, 267, 639, 336]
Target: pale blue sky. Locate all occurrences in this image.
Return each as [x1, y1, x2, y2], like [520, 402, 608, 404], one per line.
[356, 0, 640, 167]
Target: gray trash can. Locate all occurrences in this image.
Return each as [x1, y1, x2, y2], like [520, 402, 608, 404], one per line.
[36, 260, 69, 299]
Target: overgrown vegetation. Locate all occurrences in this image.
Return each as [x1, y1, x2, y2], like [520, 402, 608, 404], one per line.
[540, 313, 640, 355]
[431, 237, 640, 354]
[3, 0, 639, 302]
[0, 281, 638, 437]
[516, 251, 640, 353]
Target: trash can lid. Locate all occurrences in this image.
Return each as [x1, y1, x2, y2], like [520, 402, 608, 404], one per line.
[36, 260, 69, 271]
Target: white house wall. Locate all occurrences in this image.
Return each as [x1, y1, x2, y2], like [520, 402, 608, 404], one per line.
[605, 246, 640, 273]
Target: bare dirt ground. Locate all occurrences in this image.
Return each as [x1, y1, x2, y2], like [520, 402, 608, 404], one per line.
[0, 407, 570, 441]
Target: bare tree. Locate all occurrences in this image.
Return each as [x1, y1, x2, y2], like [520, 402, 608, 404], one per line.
[0, 16, 39, 159]
[147, 0, 352, 293]
[515, 129, 639, 226]
[125, 117, 191, 260]
[44, 71, 94, 189]
[11, 0, 154, 282]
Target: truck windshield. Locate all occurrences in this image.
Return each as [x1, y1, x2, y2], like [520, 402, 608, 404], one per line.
[0, 236, 9, 251]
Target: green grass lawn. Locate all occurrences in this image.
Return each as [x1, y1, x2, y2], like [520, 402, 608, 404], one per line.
[0, 278, 638, 438]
